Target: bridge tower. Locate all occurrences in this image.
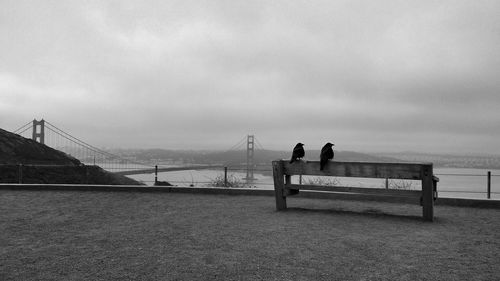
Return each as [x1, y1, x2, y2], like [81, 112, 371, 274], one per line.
[32, 119, 45, 144]
[245, 135, 255, 181]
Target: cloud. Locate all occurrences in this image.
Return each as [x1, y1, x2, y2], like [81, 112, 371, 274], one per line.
[1, 0, 499, 153]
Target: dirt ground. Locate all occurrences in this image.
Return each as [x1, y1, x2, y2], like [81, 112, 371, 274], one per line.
[1, 190, 499, 281]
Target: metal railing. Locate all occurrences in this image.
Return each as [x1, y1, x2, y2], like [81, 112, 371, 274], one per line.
[434, 171, 498, 199]
[1, 164, 498, 199]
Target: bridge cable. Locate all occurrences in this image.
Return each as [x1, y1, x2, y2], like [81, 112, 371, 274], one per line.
[44, 121, 153, 167]
[254, 137, 265, 151]
[45, 125, 152, 168]
[226, 135, 247, 152]
[13, 121, 33, 134]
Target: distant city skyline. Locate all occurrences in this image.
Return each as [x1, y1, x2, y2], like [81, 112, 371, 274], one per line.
[1, 1, 499, 154]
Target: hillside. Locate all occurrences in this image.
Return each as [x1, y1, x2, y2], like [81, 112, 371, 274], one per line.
[0, 128, 82, 165]
[0, 128, 140, 185]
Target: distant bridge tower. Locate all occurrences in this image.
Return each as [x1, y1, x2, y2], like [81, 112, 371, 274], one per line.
[245, 135, 255, 181]
[32, 119, 45, 144]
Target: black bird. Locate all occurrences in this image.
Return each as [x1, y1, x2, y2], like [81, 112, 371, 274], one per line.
[320, 142, 334, 170]
[290, 143, 305, 163]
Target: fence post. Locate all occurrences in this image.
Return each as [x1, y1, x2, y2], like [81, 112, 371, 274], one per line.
[155, 165, 158, 186]
[18, 164, 23, 184]
[385, 178, 389, 189]
[487, 171, 491, 199]
[224, 167, 228, 187]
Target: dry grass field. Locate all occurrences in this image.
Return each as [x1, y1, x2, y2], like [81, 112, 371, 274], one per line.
[1, 189, 499, 281]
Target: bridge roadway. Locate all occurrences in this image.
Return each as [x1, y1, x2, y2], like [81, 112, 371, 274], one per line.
[114, 165, 225, 176]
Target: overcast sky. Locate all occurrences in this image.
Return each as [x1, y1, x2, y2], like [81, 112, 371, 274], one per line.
[1, 0, 499, 154]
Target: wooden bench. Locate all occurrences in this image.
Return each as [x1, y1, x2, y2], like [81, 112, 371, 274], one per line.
[272, 160, 439, 221]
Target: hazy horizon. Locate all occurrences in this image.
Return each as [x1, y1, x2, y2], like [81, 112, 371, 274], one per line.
[2, 1, 499, 155]
[85, 143, 500, 157]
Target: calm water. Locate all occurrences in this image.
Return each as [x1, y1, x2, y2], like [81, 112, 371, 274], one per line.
[433, 168, 500, 199]
[128, 167, 500, 200]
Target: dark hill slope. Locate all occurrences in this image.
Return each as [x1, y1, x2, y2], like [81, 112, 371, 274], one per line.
[0, 128, 140, 185]
[0, 128, 81, 165]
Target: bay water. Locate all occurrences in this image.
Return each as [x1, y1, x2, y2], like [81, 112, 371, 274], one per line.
[128, 167, 500, 200]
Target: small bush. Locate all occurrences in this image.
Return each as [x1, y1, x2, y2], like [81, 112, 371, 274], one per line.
[208, 174, 244, 188]
[303, 176, 341, 186]
[388, 179, 414, 190]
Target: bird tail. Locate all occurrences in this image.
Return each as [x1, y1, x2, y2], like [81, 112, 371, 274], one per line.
[320, 160, 326, 171]
[290, 157, 295, 164]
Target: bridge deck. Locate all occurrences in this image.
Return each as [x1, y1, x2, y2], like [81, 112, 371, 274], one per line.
[114, 165, 225, 176]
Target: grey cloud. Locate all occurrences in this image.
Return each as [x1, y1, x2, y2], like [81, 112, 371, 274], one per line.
[1, 0, 499, 153]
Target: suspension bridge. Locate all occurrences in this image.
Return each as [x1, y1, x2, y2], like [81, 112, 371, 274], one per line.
[13, 119, 266, 181]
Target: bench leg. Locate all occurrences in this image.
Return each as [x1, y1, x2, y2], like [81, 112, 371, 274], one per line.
[273, 161, 287, 210]
[274, 184, 287, 210]
[422, 167, 434, 222]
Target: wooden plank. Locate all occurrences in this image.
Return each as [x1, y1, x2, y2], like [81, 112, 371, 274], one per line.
[287, 184, 421, 198]
[297, 190, 421, 204]
[280, 160, 428, 180]
[272, 160, 287, 210]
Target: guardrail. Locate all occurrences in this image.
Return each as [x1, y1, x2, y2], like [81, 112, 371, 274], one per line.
[1, 164, 499, 199]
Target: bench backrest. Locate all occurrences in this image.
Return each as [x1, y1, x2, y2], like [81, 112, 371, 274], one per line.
[275, 160, 433, 180]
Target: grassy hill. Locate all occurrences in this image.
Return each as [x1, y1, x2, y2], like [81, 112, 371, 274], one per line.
[0, 128, 140, 185]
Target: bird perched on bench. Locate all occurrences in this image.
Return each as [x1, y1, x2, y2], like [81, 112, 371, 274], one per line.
[290, 143, 305, 163]
[320, 142, 334, 170]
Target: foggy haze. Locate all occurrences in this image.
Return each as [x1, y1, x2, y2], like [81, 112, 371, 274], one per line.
[1, 0, 499, 154]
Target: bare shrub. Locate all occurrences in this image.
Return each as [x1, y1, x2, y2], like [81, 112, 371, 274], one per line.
[304, 176, 341, 186]
[208, 174, 244, 188]
[388, 179, 414, 190]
